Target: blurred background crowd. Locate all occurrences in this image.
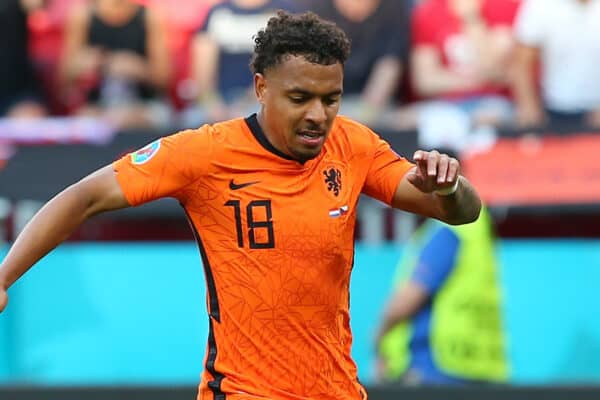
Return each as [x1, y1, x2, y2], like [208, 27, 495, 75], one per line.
[2, 0, 600, 398]
[4, 0, 600, 141]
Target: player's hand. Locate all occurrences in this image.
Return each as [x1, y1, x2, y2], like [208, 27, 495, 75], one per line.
[516, 103, 546, 128]
[105, 51, 147, 80]
[0, 288, 7, 314]
[407, 150, 460, 194]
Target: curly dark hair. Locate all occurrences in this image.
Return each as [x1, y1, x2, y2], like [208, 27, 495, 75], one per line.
[250, 10, 351, 74]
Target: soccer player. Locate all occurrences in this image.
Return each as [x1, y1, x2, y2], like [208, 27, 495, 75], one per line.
[0, 11, 481, 400]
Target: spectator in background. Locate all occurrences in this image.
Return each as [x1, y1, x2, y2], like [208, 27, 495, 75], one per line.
[411, 0, 520, 153]
[182, 0, 296, 127]
[0, 0, 48, 118]
[304, 0, 411, 128]
[376, 206, 508, 385]
[512, 0, 600, 130]
[58, 0, 171, 129]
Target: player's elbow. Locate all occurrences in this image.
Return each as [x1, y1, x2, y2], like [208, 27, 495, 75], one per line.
[443, 200, 482, 226]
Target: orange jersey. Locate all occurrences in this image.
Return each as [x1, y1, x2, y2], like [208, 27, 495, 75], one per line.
[113, 114, 413, 400]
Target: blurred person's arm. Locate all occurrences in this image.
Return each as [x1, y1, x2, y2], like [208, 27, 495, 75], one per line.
[376, 226, 459, 345]
[0, 166, 130, 313]
[411, 0, 517, 98]
[511, 0, 546, 127]
[452, 0, 514, 84]
[511, 42, 544, 127]
[143, 7, 171, 89]
[362, 56, 403, 108]
[410, 0, 479, 97]
[191, 31, 228, 119]
[460, 22, 514, 85]
[58, 3, 104, 89]
[376, 281, 429, 344]
[411, 44, 486, 98]
[361, 0, 411, 109]
[103, 8, 171, 89]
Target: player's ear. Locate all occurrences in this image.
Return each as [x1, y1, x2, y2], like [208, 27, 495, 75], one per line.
[254, 73, 266, 105]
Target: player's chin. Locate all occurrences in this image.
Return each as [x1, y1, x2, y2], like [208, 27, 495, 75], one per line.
[292, 145, 323, 163]
[293, 134, 326, 159]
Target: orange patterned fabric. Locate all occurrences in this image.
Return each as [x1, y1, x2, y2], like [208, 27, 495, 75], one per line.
[113, 114, 412, 400]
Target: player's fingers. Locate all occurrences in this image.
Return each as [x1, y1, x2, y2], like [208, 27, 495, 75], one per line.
[413, 151, 428, 176]
[415, 163, 426, 180]
[446, 157, 460, 182]
[427, 150, 439, 177]
[415, 159, 428, 179]
[437, 154, 450, 184]
[406, 169, 424, 188]
[413, 150, 426, 161]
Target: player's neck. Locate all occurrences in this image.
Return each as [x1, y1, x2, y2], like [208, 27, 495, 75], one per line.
[256, 111, 288, 158]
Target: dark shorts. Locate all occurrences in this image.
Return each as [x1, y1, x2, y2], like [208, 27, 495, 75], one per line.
[546, 109, 587, 131]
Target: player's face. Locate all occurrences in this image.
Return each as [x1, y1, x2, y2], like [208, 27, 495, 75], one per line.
[255, 55, 343, 162]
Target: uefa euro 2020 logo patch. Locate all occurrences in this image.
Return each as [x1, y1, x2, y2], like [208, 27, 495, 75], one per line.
[131, 140, 161, 165]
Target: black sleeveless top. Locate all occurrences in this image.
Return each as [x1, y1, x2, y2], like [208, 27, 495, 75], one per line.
[87, 6, 157, 102]
[0, 0, 38, 97]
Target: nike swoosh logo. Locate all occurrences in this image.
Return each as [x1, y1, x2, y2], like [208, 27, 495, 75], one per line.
[229, 179, 260, 190]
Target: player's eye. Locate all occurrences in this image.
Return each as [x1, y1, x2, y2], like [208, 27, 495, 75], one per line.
[289, 96, 307, 104]
[324, 97, 340, 106]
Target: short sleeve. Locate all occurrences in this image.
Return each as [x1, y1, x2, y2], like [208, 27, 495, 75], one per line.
[485, 0, 521, 27]
[197, 5, 215, 33]
[362, 136, 414, 206]
[113, 127, 212, 206]
[410, 226, 460, 294]
[514, 0, 544, 46]
[411, 1, 436, 46]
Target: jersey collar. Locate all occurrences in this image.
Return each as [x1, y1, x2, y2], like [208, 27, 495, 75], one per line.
[244, 113, 304, 163]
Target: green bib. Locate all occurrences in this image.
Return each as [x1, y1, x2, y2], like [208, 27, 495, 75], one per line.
[380, 208, 508, 381]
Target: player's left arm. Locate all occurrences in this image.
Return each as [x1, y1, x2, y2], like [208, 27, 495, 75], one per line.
[392, 150, 481, 225]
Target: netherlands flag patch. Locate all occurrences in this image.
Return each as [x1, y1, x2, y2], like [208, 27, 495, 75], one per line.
[329, 205, 349, 218]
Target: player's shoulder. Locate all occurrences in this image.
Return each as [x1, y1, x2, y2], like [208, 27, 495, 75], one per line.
[160, 125, 209, 150]
[211, 117, 248, 134]
[325, 115, 385, 161]
[331, 115, 381, 144]
[160, 118, 247, 158]
[333, 115, 376, 134]
[169, 118, 246, 141]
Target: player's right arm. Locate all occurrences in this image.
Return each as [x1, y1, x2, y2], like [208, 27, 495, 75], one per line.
[0, 166, 129, 313]
[1, 127, 210, 313]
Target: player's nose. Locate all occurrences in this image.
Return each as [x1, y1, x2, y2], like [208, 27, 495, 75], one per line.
[305, 99, 327, 125]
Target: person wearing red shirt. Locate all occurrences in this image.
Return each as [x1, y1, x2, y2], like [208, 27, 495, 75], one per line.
[411, 0, 521, 152]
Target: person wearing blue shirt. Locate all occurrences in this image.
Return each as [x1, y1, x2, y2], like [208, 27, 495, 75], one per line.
[183, 0, 298, 126]
[376, 207, 508, 385]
